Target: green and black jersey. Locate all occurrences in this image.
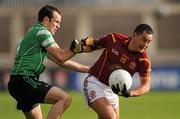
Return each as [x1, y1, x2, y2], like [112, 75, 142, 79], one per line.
[11, 23, 57, 77]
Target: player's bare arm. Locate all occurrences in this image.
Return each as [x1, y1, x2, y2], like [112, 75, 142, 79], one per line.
[46, 43, 75, 63]
[48, 54, 90, 73]
[60, 60, 90, 73]
[130, 73, 151, 97]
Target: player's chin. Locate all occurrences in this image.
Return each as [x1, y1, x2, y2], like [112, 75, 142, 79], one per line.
[138, 49, 145, 53]
[51, 31, 55, 35]
[140, 49, 146, 53]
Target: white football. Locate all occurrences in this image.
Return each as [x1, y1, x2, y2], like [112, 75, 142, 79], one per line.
[109, 69, 132, 93]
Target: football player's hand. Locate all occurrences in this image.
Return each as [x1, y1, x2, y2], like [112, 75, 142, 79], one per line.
[81, 37, 94, 46]
[70, 39, 83, 53]
[111, 84, 121, 95]
[81, 37, 101, 51]
[120, 84, 130, 98]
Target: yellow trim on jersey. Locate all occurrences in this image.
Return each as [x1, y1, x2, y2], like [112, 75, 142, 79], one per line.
[111, 33, 116, 43]
[139, 58, 151, 65]
[140, 72, 151, 78]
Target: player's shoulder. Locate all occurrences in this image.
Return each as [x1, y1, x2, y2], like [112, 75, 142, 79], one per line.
[111, 33, 129, 42]
[98, 33, 129, 46]
[111, 33, 128, 39]
[36, 29, 51, 37]
[32, 23, 52, 36]
[101, 33, 128, 39]
[109, 33, 129, 45]
[138, 51, 151, 64]
[139, 51, 149, 58]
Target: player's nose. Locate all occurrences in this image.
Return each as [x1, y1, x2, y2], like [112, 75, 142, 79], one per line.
[57, 23, 60, 29]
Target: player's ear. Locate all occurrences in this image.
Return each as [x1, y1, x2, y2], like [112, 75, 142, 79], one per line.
[43, 16, 50, 24]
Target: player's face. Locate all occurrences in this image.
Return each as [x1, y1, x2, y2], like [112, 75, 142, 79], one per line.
[46, 11, 61, 35]
[130, 32, 153, 53]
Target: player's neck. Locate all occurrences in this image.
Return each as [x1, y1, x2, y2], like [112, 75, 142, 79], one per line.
[127, 37, 135, 52]
[127, 38, 139, 53]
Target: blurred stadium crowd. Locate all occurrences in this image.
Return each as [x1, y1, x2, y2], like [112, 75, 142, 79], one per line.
[0, 0, 180, 91]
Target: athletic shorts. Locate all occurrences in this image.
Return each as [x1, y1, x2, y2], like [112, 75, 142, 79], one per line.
[83, 75, 119, 109]
[8, 75, 53, 112]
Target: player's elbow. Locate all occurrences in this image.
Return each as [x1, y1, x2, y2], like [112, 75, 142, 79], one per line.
[144, 85, 150, 94]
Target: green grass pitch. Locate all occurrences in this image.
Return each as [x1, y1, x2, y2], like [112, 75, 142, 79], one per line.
[0, 91, 180, 119]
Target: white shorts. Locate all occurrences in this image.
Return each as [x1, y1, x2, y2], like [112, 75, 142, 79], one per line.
[83, 75, 119, 109]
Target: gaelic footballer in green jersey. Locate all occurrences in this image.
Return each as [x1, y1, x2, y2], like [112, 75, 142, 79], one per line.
[11, 23, 56, 76]
[8, 5, 89, 119]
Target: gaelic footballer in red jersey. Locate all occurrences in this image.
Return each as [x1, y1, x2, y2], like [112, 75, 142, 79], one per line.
[80, 24, 153, 119]
[89, 33, 151, 86]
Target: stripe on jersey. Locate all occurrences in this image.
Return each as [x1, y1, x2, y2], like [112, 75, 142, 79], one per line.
[139, 58, 151, 72]
[15, 44, 37, 74]
[41, 37, 56, 48]
[36, 29, 51, 36]
[111, 33, 116, 43]
[139, 58, 151, 65]
[34, 48, 43, 73]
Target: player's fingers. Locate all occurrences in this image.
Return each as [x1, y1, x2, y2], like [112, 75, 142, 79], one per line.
[116, 84, 120, 90]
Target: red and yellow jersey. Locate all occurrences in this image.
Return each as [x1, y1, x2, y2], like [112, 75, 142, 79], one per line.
[89, 33, 151, 86]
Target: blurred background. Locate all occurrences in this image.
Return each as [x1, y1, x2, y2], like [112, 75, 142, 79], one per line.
[0, 0, 180, 119]
[0, 0, 180, 91]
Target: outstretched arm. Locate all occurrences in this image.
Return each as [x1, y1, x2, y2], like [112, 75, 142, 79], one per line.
[46, 38, 85, 62]
[48, 54, 90, 73]
[46, 43, 75, 63]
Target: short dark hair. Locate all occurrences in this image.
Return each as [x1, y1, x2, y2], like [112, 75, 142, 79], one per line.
[38, 5, 61, 22]
[133, 24, 153, 35]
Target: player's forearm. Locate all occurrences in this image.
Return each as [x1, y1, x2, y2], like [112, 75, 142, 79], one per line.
[60, 48, 76, 61]
[52, 48, 75, 63]
[49, 55, 90, 73]
[130, 85, 150, 97]
[130, 75, 151, 97]
[60, 60, 90, 73]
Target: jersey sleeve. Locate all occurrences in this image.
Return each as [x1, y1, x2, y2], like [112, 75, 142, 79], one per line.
[36, 29, 56, 48]
[138, 52, 151, 77]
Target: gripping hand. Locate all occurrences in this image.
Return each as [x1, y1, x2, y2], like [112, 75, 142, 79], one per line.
[111, 84, 130, 98]
[120, 84, 130, 98]
[111, 84, 121, 95]
[81, 37, 94, 46]
[81, 37, 100, 50]
[70, 39, 83, 53]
